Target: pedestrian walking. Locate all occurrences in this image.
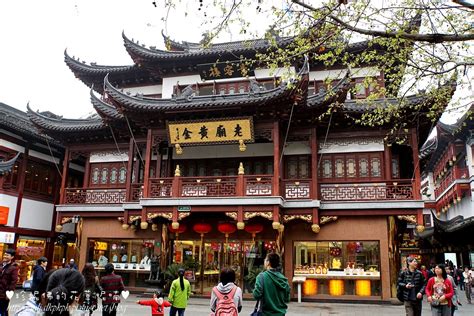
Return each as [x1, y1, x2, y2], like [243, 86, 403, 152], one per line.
[462, 267, 472, 303]
[137, 290, 171, 316]
[421, 265, 429, 281]
[253, 253, 290, 316]
[43, 268, 85, 316]
[31, 257, 48, 295]
[445, 266, 461, 316]
[210, 268, 242, 315]
[397, 257, 426, 316]
[426, 264, 454, 316]
[168, 268, 191, 316]
[457, 267, 464, 291]
[100, 263, 125, 316]
[0, 249, 19, 316]
[79, 263, 102, 315]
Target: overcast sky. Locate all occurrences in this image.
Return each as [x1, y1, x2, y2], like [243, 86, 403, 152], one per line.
[0, 0, 470, 123]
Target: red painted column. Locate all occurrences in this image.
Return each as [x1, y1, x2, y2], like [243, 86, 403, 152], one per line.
[410, 129, 421, 200]
[311, 128, 319, 200]
[13, 146, 29, 232]
[59, 147, 70, 204]
[83, 154, 91, 188]
[125, 138, 135, 201]
[384, 143, 392, 181]
[273, 121, 280, 196]
[143, 129, 153, 198]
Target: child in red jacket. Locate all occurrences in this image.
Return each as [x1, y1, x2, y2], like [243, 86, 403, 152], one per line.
[137, 291, 171, 316]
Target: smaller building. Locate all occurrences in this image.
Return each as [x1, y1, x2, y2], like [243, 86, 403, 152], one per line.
[0, 102, 67, 284]
[419, 105, 474, 267]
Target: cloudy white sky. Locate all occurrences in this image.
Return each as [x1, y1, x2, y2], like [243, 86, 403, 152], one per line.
[0, 0, 471, 123]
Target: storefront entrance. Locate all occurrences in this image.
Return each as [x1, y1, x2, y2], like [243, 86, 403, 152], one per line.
[172, 238, 275, 294]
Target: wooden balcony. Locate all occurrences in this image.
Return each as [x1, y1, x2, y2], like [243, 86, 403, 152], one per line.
[320, 180, 414, 201]
[64, 187, 126, 204]
[62, 178, 419, 204]
[434, 167, 469, 197]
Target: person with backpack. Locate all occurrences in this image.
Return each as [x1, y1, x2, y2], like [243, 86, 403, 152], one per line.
[397, 257, 426, 316]
[137, 290, 171, 316]
[168, 268, 191, 316]
[210, 268, 242, 316]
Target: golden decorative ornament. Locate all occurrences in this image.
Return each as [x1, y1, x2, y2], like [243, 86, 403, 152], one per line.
[175, 143, 183, 155]
[130, 225, 137, 231]
[237, 221, 245, 230]
[311, 224, 321, 233]
[238, 162, 245, 175]
[278, 224, 285, 232]
[55, 224, 63, 232]
[239, 139, 247, 152]
[151, 224, 158, 231]
[174, 165, 181, 177]
[272, 221, 281, 230]
[140, 221, 149, 230]
[416, 225, 425, 233]
[171, 222, 180, 230]
[121, 223, 129, 230]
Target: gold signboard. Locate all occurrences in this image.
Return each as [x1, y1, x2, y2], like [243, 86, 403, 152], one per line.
[167, 117, 254, 145]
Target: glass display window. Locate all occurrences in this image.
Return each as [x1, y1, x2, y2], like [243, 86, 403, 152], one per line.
[294, 241, 381, 297]
[16, 237, 46, 284]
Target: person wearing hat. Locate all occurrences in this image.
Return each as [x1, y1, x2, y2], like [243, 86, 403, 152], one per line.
[398, 257, 426, 316]
[31, 256, 48, 295]
[168, 268, 191, 316]
[0, 248, 19, 316]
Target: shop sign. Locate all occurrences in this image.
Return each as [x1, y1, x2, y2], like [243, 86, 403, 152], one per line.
[0, 206, 9, 225]
[197, 61, 255, 80]
[178, 206, 191, 212]
[167, 117, 254, 146]
[94, 241, 108, 251]
[0, 232, 15, 244]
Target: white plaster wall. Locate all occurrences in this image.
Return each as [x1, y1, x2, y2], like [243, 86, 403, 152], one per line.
[283, 141, 311, 155]
[446, 197, 474, 221]
[421, 172, 436, 201]
[309, 67, 380, 81]
[123, 84, 162, 95]
[18, 198, 54, 231]
[319, 138, 384, 154]
[162, 75, 202, 98]
[254, 67, 296, 79]
[0, 139, 25, 153]
[89, 151, 129, 163]
[0, 193, 18, 227]
[466, 143, 474, 178]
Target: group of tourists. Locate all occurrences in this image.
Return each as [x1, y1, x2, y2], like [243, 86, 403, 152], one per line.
[0, 250, 290, 316]
[398, 256, 474, 316]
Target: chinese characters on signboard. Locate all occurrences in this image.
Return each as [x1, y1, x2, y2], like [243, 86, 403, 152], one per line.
[167, 118, 254, 145]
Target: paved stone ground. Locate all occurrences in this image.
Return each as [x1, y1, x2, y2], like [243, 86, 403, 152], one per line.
[8, 289, 474, 315]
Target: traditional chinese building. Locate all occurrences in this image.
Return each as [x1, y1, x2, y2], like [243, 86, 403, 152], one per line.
[0, 102, 68, 284]
[26, 31, 454, 301]
[419, 106, 473, 267]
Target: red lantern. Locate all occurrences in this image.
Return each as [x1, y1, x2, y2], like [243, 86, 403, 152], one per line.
[168, 223, 187, 234]
[217, 223, 237, 236]
[244, 223, 264, 241]
[193, 223, 212, 236]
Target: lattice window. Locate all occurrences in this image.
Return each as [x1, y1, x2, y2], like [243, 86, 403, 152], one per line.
[335, 159, 344, 178]
[119, 167, 127, 184]
[346, 158, 356, 178]
[299, 157, 309, 178]
[101, 168, 108, 184]
[110, 168, 118, 184]
[371, 157, 381, 177]
[92, 168, 100, 184]
[392, 157, 400, 178]
[359, 158, 369, 177]
[322, 159, 332, 178]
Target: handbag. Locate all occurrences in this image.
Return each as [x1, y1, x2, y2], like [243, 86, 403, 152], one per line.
[250, 273, 265, 316]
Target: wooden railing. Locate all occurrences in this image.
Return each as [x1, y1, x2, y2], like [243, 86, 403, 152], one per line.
[130, 183, 144, 201]
[180, 176, 237, 197]
[244, 175, 273, 196]
[320, 180, 414, 201]
[282, 179, 312, 199]
[434, 167, 469, 197]
[64, 187, 126, 204]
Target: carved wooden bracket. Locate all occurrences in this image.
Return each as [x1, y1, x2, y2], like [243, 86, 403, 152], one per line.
[244, 211, 273, 221]
[397, 215, 417, 225]
[320, 216, 338, 225]
[282, 214, 312, 223]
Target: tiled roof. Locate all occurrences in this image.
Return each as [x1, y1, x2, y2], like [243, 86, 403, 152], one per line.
[64, 50, 159, 93]
[104, 56, 310, 113]
[90, 90, 124, 120]
[27, 104, 106, 133]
